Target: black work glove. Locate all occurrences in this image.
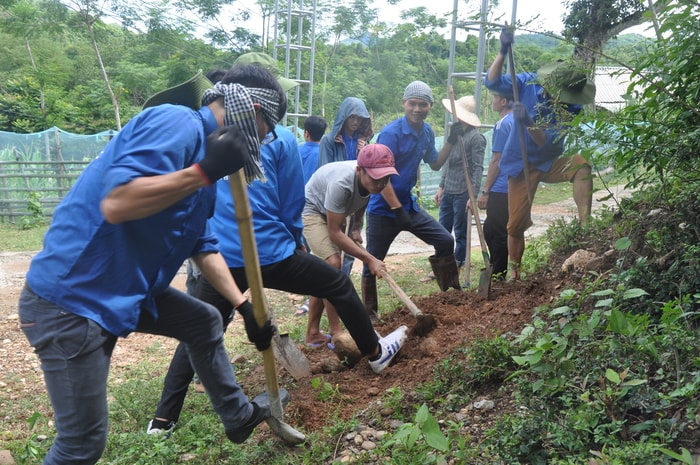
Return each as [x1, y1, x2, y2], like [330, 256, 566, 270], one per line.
[446, 122, 467, 145]
[236, 300, 274, 352]
[196, 126, 251, 185]
[392, 206, 412, 230]
[500, 25, 514, 55]
[512, 102, 535, 127]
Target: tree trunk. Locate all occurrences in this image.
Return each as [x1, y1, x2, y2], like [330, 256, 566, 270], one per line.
[88, 23, 122, 130]
[24, 36, 46, 118]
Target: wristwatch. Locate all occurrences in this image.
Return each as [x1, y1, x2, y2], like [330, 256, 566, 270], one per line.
[481, 190, 489, 195]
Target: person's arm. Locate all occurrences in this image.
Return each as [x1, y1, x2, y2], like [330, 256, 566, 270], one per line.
[350, 206, 365, 243]
[487, 52, 507, 84]
[378, 180, 402, 209]
[102, 124, 250, 224]
[191, 252, 247, 308]
[478, 152, 501, 209]
[470, 133, 486, 195]
[327, 210, 386, 276]
[192, 251, 274, 352]
[430, 141, 452, 171]
[101, 167, 207, 224]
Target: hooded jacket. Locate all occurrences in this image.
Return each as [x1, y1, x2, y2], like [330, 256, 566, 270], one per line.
[318, 97, 373, 166]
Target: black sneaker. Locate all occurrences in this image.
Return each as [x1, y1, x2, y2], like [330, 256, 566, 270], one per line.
[225, 389, 290, 444]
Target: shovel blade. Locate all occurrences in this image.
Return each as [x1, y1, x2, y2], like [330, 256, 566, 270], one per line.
[409, 313, 437, 338]
[477, 265, 493, 298]
[272, 334, 311, 380]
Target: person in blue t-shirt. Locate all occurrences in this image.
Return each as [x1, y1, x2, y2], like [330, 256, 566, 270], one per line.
[477, 91, 514, 280]
[299, 115, 327, 184]
[18, 64, 285, 464]
[362, 81, 464, 321]
[484, 27, 595, 280]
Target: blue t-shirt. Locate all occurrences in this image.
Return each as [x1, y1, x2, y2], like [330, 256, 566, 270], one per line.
[299, 141, 320, 184]
[370, 116, 437, 217]
[484, 72, 582, 178]
[26, 104, 219, 337]
[490, 112, 514, 194]
[211, 125, 305, 268]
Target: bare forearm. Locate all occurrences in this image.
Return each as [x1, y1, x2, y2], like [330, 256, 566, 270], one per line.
[101, 167, 207, 223]
[488, 53, 506, 82]
[192, 252, 247, 307]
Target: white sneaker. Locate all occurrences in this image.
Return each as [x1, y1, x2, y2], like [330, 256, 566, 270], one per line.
[369, 325, 408, 374]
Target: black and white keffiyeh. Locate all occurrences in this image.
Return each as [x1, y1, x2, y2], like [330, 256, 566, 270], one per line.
[202, 83, 282, 184]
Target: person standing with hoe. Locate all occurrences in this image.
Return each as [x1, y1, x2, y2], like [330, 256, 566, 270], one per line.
[424, 95, 485, 283]
[484, 26, 595, 280]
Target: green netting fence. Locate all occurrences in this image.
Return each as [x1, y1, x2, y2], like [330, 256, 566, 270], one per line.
[0, 127, 492, 223]
[0, 127, 115, 222]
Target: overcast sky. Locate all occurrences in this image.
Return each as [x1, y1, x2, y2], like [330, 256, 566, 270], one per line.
[229, 0, 653, 39]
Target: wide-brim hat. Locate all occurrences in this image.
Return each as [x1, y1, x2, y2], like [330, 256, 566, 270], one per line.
[233, 52, 299, 93]
[537, 60, 596, 105]
[441, 95, 481, 127]
[143, 70, 213, 110]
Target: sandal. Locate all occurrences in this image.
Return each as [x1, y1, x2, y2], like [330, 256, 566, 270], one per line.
[294, 300, 309, 317]
[419, 272, 435, 283]
[305, 333, 332, 348]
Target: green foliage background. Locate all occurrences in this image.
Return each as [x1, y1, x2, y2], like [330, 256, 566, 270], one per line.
[0, 0, 652, 135]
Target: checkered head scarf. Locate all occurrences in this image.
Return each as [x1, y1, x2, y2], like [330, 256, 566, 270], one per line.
[202, 82, 282, 183]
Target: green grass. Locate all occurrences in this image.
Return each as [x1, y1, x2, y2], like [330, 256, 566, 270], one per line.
[0, 223, 46, 252]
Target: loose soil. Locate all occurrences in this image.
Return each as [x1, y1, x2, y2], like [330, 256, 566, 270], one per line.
[0, 190, 626, 451]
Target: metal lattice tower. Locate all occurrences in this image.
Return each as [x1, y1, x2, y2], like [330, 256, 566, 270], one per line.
[272, 0, 317, 131]
[446, 0, 518, 123]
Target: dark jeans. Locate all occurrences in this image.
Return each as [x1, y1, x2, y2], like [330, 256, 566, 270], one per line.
[438, 191, 469, 265]
[362, 209, 455, 278]
[154, 250, 377, 422]
[483, 192, 509, 278]
[19, 285, 251, 465]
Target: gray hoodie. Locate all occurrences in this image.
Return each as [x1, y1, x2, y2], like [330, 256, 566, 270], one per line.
[318, 97, 374, 167]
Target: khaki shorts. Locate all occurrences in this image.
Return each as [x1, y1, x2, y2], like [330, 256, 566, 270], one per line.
[302, 214, 340, 260]
[507, 154, 589, 236]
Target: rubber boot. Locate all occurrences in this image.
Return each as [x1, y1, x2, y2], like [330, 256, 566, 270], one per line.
[361, 276, 379, 322]
[429, 255, 462, 291]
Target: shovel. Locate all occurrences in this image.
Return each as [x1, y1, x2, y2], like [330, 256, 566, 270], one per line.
[506, 41, 533, 207]
[355, 243, 436, 337]
[229, 170, 306, 445]
[448, 86, 493, 297]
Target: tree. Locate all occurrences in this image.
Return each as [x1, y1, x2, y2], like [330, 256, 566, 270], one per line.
[59, 0, 123, 129]
[315, 0, 378, 117]
[563, 0, 652, 67]
[1, 0, 67, 121]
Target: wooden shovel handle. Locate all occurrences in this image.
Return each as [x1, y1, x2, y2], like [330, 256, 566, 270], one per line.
[379, 270, 424, 318]
[228, 171, 281, 413]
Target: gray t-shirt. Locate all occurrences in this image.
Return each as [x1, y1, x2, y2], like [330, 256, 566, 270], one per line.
[303, 160, 369, 217]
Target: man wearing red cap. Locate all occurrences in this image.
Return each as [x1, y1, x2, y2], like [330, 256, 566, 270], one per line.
[302, 144, 401, 345]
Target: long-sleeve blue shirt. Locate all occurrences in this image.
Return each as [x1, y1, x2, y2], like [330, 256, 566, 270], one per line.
[211, 125, 305, 268]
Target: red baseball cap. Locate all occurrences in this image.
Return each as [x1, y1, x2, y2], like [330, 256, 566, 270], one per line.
[357, 144, 399, 180]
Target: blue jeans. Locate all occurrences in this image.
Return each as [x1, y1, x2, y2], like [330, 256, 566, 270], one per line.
[362, 208, 454, 278]
[438, 191, 469, 265]
[154, 250, 378, 422]
[19, 285, 252, 465]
